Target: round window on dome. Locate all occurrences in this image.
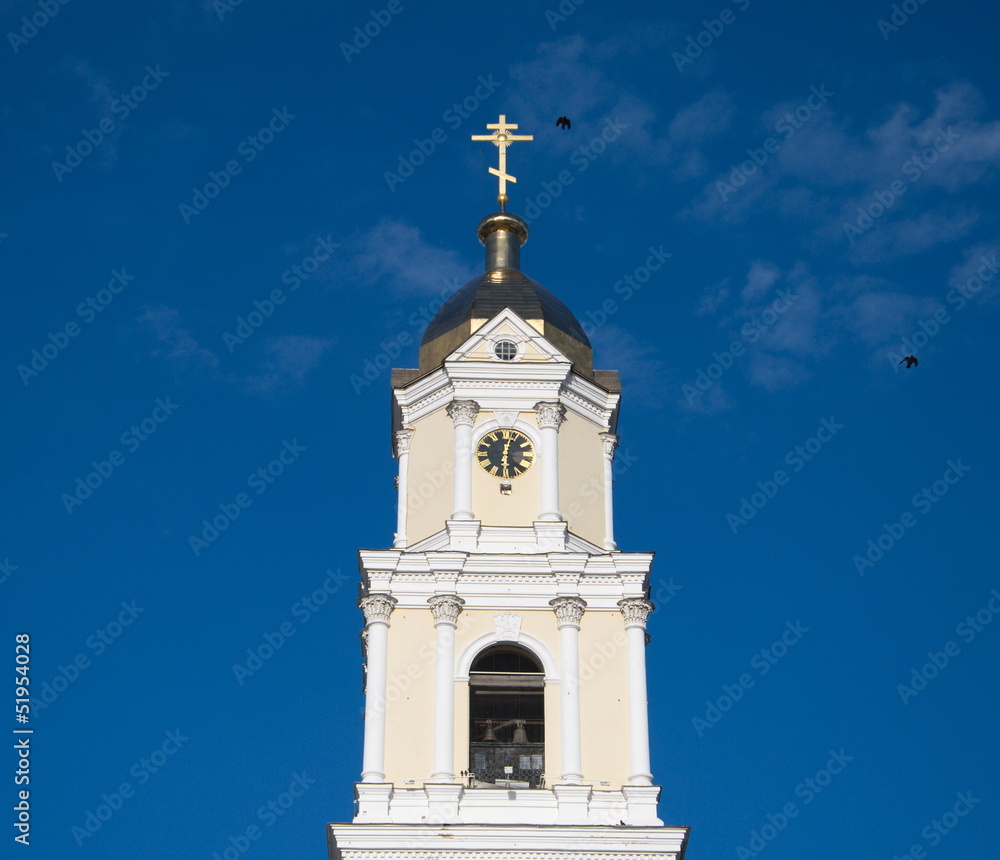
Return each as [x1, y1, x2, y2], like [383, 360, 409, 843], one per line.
[493, 340, 519, 361]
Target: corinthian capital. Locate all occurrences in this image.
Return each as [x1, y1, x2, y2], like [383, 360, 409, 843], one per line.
[618, 597, 654, 629]
[359, 593, 397, 626]
[600, 432, 619, 458]
[447, 399, 480, 427]
[428, 594, 465, 625]
[535, 401, 566, 429]
[395, 429, 414, 455]
[549, 596, 587, 628]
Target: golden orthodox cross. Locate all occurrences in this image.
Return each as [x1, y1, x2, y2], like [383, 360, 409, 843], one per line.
[471, 115, 533, 209]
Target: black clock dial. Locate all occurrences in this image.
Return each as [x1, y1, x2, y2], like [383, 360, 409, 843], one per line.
[476, 429, 535, 479]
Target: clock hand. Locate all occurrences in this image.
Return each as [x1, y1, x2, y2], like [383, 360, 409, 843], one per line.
[501, 440, 511, 475]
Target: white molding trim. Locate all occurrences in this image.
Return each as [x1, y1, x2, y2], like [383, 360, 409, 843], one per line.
[455, 631, 560, 682]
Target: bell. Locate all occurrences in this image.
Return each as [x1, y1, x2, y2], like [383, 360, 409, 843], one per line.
[482, 720, 497, 742]
[512, 720, 527, 743]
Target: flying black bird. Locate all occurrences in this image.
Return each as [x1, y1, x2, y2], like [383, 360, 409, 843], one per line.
[899, 355, 919, 368]
[556, 116, 571, 130]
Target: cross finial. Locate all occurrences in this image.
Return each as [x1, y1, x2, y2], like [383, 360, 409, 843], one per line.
[471, 114, 533, 210]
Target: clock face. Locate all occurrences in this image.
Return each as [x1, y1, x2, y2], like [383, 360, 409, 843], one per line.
[476, 429, 535, 479]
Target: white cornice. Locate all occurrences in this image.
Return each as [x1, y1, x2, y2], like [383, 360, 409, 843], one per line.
[328, 822, 688, 855]
[358, 548, 653, 609]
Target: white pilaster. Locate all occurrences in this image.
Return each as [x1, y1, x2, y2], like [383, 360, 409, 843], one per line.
[600, 432, 618, 551]
[359, 593, 397, 783]
[535, 401, 566, 523]
[447, 400, 479, 521]
[550, 595, 586, 784]
[393, 429, 414, 549]
[428, 593, 464, 782]
[618, 597, 654, 786]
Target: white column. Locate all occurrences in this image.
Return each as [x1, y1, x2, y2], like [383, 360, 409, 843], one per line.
[600, 433, 618, 550]
[447, 400, 479, 521]
[359, 593, 397, 783]
[393, 429, 414, 549]
[550, 596, 586, 783]
[536, 401, 566, 522]
[428, 594, 464, 781]
[618, 597, 654, 786]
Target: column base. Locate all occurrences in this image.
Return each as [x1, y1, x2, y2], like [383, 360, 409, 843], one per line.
[553, 784, 593, 823]
[354, 783, 394, 822]
[533, 521, 567, 551]
[423, 783, 463, 822]
[446, 520, 481, 550]
[622, 784, 663, 825]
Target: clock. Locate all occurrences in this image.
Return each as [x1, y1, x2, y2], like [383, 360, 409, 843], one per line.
[476, 429, 535, 479]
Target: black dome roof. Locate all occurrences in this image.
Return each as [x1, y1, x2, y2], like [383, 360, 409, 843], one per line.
[421, 269, 591, 348]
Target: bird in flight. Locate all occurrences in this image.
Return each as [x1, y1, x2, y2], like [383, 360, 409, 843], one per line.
[899, 355, 919, 368]
[556, 116, 571, 130]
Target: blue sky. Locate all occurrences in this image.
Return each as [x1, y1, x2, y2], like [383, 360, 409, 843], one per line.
[4, 0, 1000, 857]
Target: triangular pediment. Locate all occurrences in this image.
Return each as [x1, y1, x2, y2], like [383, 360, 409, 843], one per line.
[445, 308, 572, 366]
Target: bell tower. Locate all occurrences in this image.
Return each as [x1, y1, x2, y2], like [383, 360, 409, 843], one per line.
[329, 116, 688, 860]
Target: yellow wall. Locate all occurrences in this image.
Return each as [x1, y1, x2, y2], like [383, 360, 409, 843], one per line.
[558, 412, 606, 546]
[404, 406, 608, 546]
[381, 605, 631, 788]
[405, 408, 455, 544]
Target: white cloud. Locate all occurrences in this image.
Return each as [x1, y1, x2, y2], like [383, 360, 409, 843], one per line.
[688, 82, 1000, 262]
[242, 335, 332, 394]
[137, 305, 219, 370]
[695, 280, 730, 316]
[349, 218, 475, 297]
[741, 260, 780, 301]
[589, 324, 670, 410]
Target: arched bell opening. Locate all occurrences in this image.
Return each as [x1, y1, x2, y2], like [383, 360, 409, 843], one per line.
[468, 644, 545, 788]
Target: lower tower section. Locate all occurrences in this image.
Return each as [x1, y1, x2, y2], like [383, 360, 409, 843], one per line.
[327, 549, 688, 855]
